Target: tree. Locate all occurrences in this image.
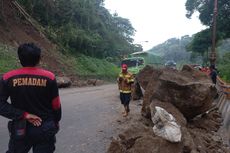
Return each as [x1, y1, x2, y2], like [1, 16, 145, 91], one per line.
[185, 0, 230, 80]
[185, 0, 230, 65]
[185, 0, 230, 40]
[17, 0, 137, 59]
[186, 29, 212, 56]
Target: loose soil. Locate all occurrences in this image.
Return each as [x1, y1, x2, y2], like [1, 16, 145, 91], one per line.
[0, 0, 76, 77]
[108, 65, 229, 153]
[108, 100, 230, 153]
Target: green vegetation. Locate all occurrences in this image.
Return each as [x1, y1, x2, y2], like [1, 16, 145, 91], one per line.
[145, 54, 163, 66]
[0, 0, 138, 79]
[186, 0, 230, 40]
[2, 0, 230, 81]
[217, 39, 230, 57]
[185, 0, 230, 57]
[0, 39, 119, 81]
[218, 52, 230, 82]
[148, 36, 196, 67]
[131, 52, 163, 66]
[16, 0, 140, 60]
[0, 44, 119, 80]
[69, 54, 120, 80]
[1, 0, 137, 80]
[185, 0, 230, 81]
[0, 45, 19, 73]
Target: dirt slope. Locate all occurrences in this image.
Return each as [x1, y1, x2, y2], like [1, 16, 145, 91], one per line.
[0, 0, 74, 76]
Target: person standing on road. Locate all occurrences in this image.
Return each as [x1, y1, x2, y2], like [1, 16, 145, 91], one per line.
[117, 64, 134, 117]
[0, 43, 62, 153]
[209, 65, 218, 85]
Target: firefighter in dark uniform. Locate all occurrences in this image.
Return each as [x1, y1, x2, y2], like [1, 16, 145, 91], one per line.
[0, 43, 62, 153]
[117, 64, 134, 117]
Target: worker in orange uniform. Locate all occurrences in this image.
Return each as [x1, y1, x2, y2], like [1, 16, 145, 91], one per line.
[117, 64, 134, 117]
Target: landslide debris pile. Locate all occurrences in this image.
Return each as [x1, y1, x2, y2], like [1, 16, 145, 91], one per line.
[107, 65, 229, 153]
[137, 65, 217, 120]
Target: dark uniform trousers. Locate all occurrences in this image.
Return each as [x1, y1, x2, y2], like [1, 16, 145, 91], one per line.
[6, 120, 58, 153]
[120, 93, 131, 106]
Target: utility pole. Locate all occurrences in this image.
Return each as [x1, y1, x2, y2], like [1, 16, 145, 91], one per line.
[210, 0, 218, 66]
[0, 0, 4, 21]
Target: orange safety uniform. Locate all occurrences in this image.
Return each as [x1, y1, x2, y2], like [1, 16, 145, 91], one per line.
[117, 72, 134, 93]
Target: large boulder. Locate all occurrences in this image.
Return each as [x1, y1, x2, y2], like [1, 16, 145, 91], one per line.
[107, 65, 229, 153]
[56, 76, 71, 88]
[136, 65, 217, 120]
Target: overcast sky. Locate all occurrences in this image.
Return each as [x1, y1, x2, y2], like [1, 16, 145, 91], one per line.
[104, 0, 206, 51]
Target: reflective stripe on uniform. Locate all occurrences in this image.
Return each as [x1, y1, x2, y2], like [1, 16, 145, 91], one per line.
[120, 90, 132, 93]
[118, 72, 134, 93]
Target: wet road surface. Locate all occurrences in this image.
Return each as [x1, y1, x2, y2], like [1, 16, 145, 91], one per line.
[0, 84, 129, 153]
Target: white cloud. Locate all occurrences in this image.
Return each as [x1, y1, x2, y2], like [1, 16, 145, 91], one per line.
[104, 0, 206, 50]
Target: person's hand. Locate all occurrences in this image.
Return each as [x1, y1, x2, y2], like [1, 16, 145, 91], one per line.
[25, 113, 42, 127]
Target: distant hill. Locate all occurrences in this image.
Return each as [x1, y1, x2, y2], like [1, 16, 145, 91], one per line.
[147, 35, 230, 68]
[148, 35, 192, 64]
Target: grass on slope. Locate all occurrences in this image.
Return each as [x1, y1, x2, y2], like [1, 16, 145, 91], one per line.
[0, 44, 120, 80]
[0, 44, 19, 73]
[68, 54, 120, 80]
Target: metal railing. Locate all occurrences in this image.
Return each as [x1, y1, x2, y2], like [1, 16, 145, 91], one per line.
[217, 77, 230, 99]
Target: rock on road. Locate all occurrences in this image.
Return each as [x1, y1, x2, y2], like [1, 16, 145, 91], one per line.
[0, 84, 134, 153]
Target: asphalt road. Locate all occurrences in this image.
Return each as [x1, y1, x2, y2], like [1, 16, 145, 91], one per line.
[0, 84, 126, 153]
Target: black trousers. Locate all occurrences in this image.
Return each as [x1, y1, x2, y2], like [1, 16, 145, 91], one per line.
[120, 92, 131, 106]
[6, 120, 58, 153]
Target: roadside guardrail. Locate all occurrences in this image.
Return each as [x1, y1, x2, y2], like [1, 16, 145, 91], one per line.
[217, 77, 230, 99]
